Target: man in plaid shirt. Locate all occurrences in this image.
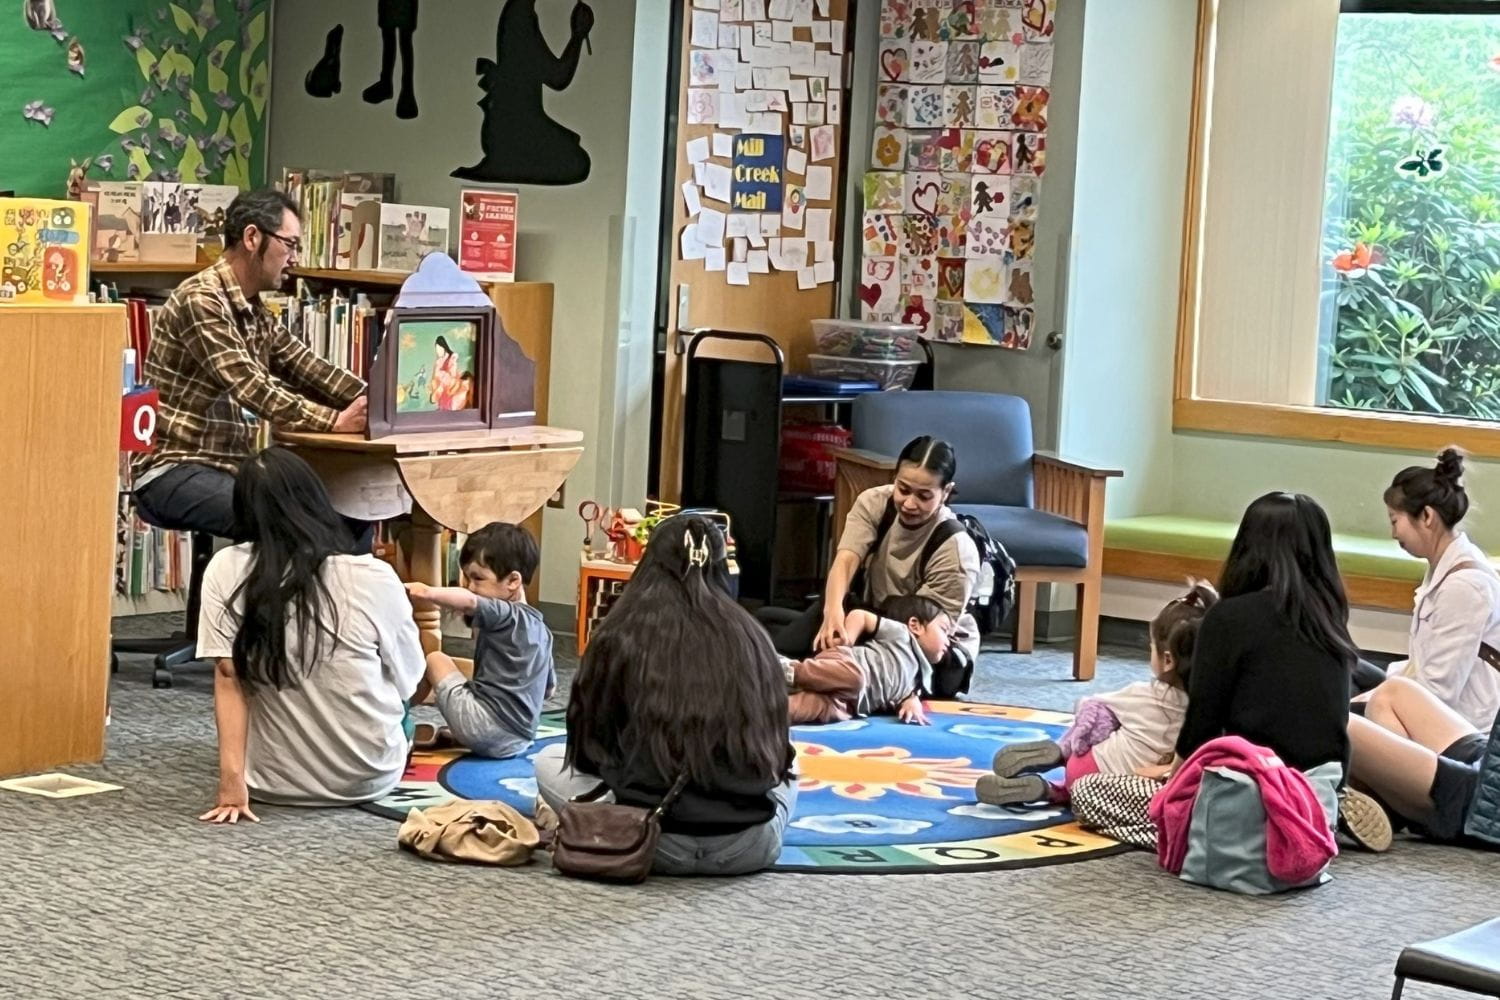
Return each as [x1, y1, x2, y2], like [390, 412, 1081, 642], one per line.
[132, 189, 367, 539]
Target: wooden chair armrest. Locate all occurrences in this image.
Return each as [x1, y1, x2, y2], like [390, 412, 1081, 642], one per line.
[832, 449, 897, 543]
[1033, 451, 1123, 479]
[1033, 452, 1119, 551]
[830, 447, 898, 472]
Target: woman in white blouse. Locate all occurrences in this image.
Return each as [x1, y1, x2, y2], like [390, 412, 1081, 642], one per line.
[1368, 448, 1500, 731]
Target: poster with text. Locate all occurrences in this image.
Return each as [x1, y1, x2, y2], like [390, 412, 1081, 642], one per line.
[731, 134, 786, 214]
[458, 189, 519, 283]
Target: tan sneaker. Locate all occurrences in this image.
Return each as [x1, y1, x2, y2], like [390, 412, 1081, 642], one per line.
[1338, 788, 1393, 853]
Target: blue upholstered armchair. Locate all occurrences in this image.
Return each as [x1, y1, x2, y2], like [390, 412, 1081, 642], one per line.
[832, 390, 1121, 681]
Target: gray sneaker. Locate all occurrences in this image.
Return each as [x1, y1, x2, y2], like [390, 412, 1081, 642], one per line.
[976, 773, 1053, 806]
[991, 739, 1064, 777]
[1337, 788, 1393, 853]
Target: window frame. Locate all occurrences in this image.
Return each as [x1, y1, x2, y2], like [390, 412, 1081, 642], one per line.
[1173, 0, 1500, 457]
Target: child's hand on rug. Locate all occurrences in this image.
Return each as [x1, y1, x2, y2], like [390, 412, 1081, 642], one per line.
[898, 695, 930, 726]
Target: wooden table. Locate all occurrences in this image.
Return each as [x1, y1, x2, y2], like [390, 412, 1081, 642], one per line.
[275, 426, 583, 655]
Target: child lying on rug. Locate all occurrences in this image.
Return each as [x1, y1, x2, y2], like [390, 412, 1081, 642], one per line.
[404, 522, 556, 759]
[977, 582, 1218, 806]
[783, 595, 952, 726]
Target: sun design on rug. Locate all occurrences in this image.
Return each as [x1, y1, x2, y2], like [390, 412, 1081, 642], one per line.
[793, 742, 988, 801]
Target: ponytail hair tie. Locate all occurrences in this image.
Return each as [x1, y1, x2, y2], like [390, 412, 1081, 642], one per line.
[686, 530, 710, 569]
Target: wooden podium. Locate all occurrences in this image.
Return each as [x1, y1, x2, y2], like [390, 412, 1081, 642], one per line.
[276, 426, 583, 655]
[1, 306, 124, 776]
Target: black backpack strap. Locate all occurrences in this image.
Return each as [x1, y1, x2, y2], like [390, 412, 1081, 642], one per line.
[918, 517, 967, 578]
[853, 498, 901, 607]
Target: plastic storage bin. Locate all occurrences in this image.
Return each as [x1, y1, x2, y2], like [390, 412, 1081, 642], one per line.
[810, 319, 921, 360]
[807, 354, 922, 391]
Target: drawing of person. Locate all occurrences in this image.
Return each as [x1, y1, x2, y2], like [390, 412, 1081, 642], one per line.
[972, 179, 995, 215]
[428, 336, 463, 409]
[452, 0, 595, 185]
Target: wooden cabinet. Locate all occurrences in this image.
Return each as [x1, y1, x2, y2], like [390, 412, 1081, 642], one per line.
[0, 306, 125, 776]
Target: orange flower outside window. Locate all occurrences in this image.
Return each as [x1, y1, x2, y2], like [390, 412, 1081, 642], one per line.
[1331, 242, 1384, 278]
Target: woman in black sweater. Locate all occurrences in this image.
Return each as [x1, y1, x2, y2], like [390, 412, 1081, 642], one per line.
[534, 514, 797, 876]
[1176, 492, 1359, 775]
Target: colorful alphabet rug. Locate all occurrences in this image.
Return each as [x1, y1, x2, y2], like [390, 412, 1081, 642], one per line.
[363, 701, 1128, 874]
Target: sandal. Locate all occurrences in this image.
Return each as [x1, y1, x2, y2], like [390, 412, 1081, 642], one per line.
[412, 723, 457, 750]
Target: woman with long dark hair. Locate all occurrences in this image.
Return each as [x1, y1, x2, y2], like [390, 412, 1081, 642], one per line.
[766, 435, 980, 696]
[1175, 492, 1358, 778]
[534, 514, 797, 875]
[197, 447, 425, 822]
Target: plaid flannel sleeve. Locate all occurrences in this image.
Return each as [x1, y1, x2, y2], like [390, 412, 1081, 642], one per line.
[184, 293, 342, 431]
[268, 326, 366, 409]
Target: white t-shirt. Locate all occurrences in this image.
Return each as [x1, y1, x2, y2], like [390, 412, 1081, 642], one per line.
[1387, 531, 1500, 731]
[1085, 680, 1189, 776]
[197, 545, 426, 806]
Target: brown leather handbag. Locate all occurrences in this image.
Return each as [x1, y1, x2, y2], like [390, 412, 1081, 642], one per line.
[551, 774, 689, 884]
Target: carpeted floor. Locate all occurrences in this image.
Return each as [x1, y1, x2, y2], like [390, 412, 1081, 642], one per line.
[4, 614, 1497, 1000]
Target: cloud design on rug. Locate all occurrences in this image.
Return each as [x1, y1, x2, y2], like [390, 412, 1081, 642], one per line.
[792, 719, 869, 733]
[791, 814, 933, 836]
[500, 777, 538, 798]
[949, 723, 1053, 743]
[948, 802, 1066, 822]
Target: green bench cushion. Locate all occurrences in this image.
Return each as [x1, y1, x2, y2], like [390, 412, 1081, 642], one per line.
[1104, 514, 1427, 583]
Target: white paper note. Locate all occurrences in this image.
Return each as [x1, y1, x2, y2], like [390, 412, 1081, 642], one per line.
[703, 162, 734, 204]
[786, 148, 808, 174]
[681, 226, 707, 260]
[769, 67, 792, 90]
[811, 22, 830, 43]
[736, 66, 754, 89]
[705, 247, 727, 271]
[712, 132, 734, 158]
[831, 22, 844, 54]
[826, 90, 841, 125]
[719, 24, 738, 47]
[687, 136, 711, 164]
[791, 41, 817, 75]
[806, 102, 825, 126]
[748, 249, 770, 273]
[727, 262, 751, 285]
[743, 0, 766, 19]
[797, 267, 816, 290]
[697, 207, 727, 246]
[792, 0, 815, 27]
[693, 0, 720, 8]
[732, 236, 749, 261]
[719, 94, 749, 128]
[772, 21, 793, 42]
[781, 238, 809, 268]
[806, 164, 832, 200]
[693, 161, 708, 185]
[791, 103, 809, 126]
[691, 11, 720, 47]
[805, 207, 832, 244]
[747, 229, 767, 249]
[747, 113, 783, 134]
[815, 239, 833, 263]
[788, 79, 809, 102]
[683, 182, 703, 217]
[725, 213, 755, 238]
[768, 0, 792, 20]
[760, 214, 781, 236]
[815, 0, 830, 15]
[814, 259, 835, 284]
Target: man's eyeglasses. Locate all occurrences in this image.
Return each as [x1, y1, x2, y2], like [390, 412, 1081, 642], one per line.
[265, 231, 302, 255]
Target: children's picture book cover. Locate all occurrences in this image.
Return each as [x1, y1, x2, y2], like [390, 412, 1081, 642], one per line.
[395, 318, 480, 413]
[90, 182, 142, 262]
[0, 197, 91, 305]
[378, 203, 450, 273]
[457, 189, 517, 283]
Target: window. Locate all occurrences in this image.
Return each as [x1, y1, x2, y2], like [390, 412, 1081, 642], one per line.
[1175, 0, 1500, 453]
[1318, 4, 1500, 420]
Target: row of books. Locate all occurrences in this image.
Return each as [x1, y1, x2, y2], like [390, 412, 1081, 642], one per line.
[263, 284, 385, 379]
[115, 458, 194, 599]
[84, 181, 238, 264]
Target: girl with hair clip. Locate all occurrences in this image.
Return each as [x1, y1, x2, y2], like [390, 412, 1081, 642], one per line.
[1358, 448, 1500, 731]
[196, 448, 426, 822]
[533, 514, 798, 876]
[977, 582, 1218, 806]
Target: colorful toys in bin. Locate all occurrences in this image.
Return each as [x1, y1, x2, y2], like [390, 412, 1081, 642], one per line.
[578, 498, 739, 585]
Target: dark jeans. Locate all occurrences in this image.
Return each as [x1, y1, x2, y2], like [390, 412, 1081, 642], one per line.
[132, 461, 374, 552]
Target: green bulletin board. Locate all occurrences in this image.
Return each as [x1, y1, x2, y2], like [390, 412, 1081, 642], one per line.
[0, 0, 270, 198]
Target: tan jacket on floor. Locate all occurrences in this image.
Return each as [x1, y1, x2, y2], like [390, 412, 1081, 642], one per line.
[398, 800, 540, 866]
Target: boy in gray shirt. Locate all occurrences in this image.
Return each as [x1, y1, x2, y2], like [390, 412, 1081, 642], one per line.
[405, 522, 555, 758]
[784, 595, 952, 726]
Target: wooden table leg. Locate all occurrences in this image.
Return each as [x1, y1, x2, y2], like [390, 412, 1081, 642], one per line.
[409, 506, 444, 656]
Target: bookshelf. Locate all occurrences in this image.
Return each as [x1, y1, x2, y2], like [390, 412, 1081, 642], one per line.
[2, 305, 123, 775]
[92, 260, 204, 275]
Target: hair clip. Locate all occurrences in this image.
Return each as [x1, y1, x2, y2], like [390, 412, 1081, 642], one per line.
[686, 530, 710, 568]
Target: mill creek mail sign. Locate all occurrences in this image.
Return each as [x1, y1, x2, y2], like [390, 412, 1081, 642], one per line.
[730, 133, 785, 213]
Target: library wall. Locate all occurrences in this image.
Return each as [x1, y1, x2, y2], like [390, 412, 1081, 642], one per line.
[268, 0, 640, 606]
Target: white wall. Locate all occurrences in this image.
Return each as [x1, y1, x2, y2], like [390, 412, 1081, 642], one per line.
[1057, 0, 1197, 518]
[268, 0, 647, 605]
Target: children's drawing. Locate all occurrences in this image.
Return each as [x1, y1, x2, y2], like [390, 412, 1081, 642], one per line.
[872, 125, 907, 169]
[863, 212, 900, 258]
[932, 299, 965, 342]
[906, 85, 944, 128]
[863, 171, 904, 212]
[975, 85, 1017, 130]
[876, 84, 907, 127]
[880, 42, 909, 82]
[979, 39, 1022, 83]
[937, 256, 966, 300]
[1012, 131, 1045, 176]
[1006, 260, 1034, 307]
[946, 40, 979, 83]
[966, 213, 1007, 258]
[938, 128, 974, 172]
[971, 131, 1012, 174]
[879, 0, 910, 39]
[1013, 86, 1049, 131]
[902, 253, 938, 296]
[1019, 42, 1053, 85]
[964, 257, 1006, 304]
[905, 129, 942, 171]
[910, 40, 948, 84]
[901, 213, 940, 257]
[905, 170, 942, 217]
[943, 85, 975, 127]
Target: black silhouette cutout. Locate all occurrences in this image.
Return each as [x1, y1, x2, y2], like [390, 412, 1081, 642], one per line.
[973, 180, 995, 215]
[363, 0, 419, 120]
[305, 24, 344, 98]
[451, 0, 595, 186]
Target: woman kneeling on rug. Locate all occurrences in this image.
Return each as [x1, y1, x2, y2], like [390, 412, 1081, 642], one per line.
[197, 448, 426, 823]
[534, 514, 798, 876]
[764, 436, 980, 697]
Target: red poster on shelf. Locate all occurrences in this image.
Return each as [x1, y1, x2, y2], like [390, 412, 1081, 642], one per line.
[457, 189, 518, 283]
